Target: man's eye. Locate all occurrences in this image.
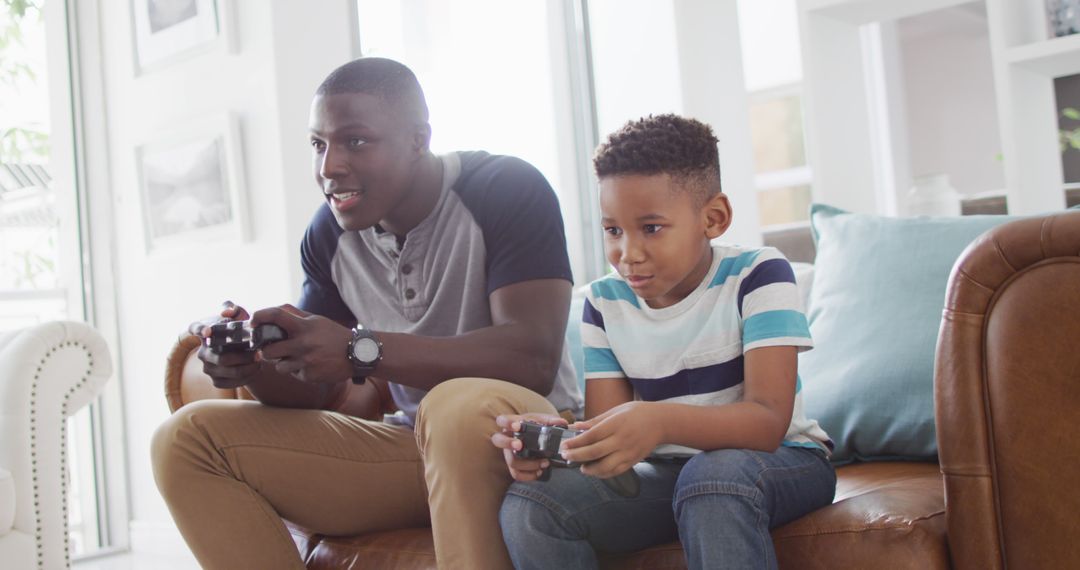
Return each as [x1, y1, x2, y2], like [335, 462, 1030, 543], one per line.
[644, 224, 662, 234]
[604, 227, 622, 237]
[311, 140, 326, 152]
[347, 138, 366, 148]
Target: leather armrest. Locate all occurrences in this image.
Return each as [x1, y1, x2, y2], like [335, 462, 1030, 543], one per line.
[164, 333, 245, 412]
[164, 333, 396, 421]
[935, 209, 1080, 569]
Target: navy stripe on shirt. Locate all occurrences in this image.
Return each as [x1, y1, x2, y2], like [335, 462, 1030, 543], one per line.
[582, 298, 605, 330]
[298, 203, 356, 327]
[737, 258, 796, 317]
[629, 356, 745, 401]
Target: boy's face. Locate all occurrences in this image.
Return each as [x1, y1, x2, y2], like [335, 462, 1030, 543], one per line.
[599, 174, 731, 309]
[309, 92, 426, 232]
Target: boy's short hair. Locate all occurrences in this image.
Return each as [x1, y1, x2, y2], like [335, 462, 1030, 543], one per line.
[593, 114, 722, 205]
[316, 57, 429, 125]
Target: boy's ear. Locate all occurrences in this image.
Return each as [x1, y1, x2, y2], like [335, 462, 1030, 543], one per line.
[703, 193, 733, 240]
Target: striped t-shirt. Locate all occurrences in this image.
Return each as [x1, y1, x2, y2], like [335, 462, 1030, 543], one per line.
[582, 244, 832, 457]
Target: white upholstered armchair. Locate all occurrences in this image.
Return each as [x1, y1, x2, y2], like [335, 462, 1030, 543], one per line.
[0, 321, 112, 570]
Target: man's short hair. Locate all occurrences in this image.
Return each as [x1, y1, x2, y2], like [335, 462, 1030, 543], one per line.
[593, 114, 722, 205]
[316, 57, 429, 124]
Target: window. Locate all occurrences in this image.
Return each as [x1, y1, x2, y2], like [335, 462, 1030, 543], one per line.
[737, 0, 813, 228]
[0, 0, 116, 557]
[355, 0, 597, 281]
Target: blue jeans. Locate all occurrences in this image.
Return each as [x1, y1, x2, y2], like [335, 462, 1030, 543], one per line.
[499, 446, 836, 570]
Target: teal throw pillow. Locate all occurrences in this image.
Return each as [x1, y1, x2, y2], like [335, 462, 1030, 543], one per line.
[800, 204, 1020, 463]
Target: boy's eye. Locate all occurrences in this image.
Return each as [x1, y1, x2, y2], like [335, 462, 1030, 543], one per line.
[310, 139, 326, 152]
[347, 137, 367, 149]
[604, 226, 622, 237]
[643, 224, 662, 234]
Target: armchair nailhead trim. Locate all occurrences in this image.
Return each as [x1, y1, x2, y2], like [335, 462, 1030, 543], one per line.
[30, 340, 94, 570]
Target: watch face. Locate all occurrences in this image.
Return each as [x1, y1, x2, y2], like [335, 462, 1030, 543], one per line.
[352, 337, 381, 363]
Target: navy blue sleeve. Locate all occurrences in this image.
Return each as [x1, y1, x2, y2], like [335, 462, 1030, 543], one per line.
[297, 203, 357, 327]
[454, 154, 574, 295]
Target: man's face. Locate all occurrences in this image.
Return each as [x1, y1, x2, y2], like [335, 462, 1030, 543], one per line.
[599, 174, 719, 309]
[309, 92, 423, 232]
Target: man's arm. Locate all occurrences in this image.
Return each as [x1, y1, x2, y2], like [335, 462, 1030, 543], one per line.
[251, 278, 571, 403]
[348, 278, 571, 394]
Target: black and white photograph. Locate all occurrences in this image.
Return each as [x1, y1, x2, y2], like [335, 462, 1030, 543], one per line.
[135, 114, 247, 252]
[148, 0, 198, 33]
[131, 0, 221, 73]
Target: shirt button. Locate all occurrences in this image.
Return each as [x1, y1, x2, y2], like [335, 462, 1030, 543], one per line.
[401, 264, 413, 275]
[404, 288, 416, 300]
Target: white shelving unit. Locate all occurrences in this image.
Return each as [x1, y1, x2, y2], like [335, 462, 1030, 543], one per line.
[799, 0, 1076, 215]
[988, 0, 1074, 213]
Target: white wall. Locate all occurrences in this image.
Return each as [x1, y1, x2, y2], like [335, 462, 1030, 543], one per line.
[898, 5, 1005, 197]
[88, 0, 353, 545]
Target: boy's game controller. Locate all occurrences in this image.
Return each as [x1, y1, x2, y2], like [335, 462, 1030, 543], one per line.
[513, 420, 641, 498]
[205, 320, 287, 354]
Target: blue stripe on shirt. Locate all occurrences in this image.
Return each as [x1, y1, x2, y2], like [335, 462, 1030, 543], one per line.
[582, 298, 605, 330]
[708, 250, 763, 289]
[591, 279, 640, 308]
[584, 347, 623, 375]
[743, 310, 810, 345]
[629, 356, 744, 401]
[737, 258, 796, 316]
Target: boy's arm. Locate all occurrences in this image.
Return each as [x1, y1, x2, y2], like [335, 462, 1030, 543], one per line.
[648, 345, 796, 451]
[563, 345, 797, 477]
[584, 378, 634, 419]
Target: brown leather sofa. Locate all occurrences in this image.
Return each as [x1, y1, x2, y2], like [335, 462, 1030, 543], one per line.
[161, 209, 1080, 569]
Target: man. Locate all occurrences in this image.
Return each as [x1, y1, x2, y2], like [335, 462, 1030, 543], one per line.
[151, 57, 583, 570]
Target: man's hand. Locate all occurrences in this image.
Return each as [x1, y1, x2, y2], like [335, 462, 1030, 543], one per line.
[491, 413, 567, 482]
[253, 304, 353, 384]
[192, 301, 263, 389]
[561, 401, 662, 479]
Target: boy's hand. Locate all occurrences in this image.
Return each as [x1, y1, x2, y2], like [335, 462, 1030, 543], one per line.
[561, 401, 661, 479]
[491, 413, 567, 482]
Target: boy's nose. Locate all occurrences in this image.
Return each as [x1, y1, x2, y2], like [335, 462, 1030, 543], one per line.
[620, 239, 646, 265]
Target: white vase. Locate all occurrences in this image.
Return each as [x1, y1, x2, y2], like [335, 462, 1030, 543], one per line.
[906, 174, 961, 217]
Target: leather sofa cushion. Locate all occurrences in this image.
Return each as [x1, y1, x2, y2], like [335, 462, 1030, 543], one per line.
[287, 461, 946, 569]
[0, 467, 12, 535]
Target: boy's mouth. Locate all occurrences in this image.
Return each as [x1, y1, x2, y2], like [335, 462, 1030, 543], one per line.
[624, 274, 653, 288]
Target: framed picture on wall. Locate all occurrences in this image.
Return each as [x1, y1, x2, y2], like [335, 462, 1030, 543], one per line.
[131, 0, 227, 73]
[134, 113, 249, 253]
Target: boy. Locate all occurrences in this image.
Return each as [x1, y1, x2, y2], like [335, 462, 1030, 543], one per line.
[491, 114, 835, 569]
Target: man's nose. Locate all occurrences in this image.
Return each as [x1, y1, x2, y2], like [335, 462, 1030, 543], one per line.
[320, 146, 348, 179]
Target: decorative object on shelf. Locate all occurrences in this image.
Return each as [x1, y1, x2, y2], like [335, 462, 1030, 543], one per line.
[131, 0, 223, 74]
[1046, 0, 1080, 38]
[134, 113, 248, 253]
[906, 174, 961, 217]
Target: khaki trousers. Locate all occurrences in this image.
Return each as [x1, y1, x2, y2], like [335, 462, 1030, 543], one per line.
[151, 377, 558, 570]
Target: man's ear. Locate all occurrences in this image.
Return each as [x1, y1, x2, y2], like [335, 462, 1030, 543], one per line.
[703, 193, 733, 240]
[412, 123, 432, 155]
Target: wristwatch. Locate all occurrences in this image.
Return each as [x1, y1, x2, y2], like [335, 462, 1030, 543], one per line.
[347, 325, 383, 385]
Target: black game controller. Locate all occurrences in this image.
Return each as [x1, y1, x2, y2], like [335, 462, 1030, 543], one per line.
[205, 320, 288, 354]
[513, 420, 641, 498]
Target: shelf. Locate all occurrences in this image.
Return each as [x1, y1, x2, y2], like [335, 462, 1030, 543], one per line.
[1006, 32, 1080, 77]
